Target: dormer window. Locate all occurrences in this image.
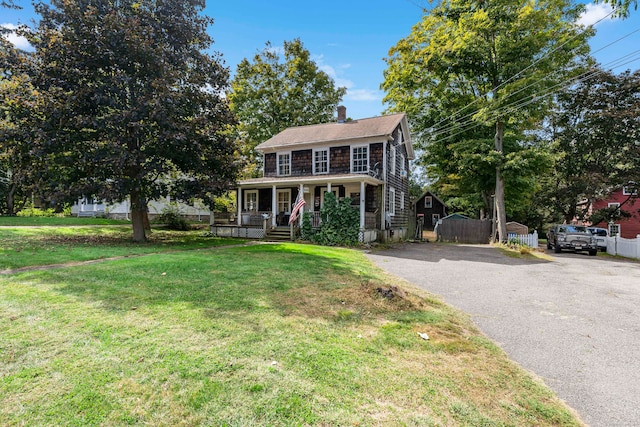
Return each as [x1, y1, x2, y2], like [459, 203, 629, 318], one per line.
[278, 153, 291, 176]
[351, 145, 368, 173]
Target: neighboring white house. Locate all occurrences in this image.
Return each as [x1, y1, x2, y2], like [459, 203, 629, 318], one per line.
[71, 196, 210, 220]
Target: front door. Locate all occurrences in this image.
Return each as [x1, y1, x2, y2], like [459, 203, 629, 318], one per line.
[277, 190, 291, 225]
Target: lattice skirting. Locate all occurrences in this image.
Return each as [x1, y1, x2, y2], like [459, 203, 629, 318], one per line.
[211, 226, 265, 239]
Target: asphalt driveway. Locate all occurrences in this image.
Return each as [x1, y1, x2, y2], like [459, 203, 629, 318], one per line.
[365, 243, 640, 427]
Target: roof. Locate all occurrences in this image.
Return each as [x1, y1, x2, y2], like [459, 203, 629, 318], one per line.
[239, 173, 383, 188]
[440, 213, 470, 221]
[255, 113, 414, 159]
[414, 190, 447, 208]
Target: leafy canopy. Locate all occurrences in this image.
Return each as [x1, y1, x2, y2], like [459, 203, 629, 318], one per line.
[229, 38, 346, 177]
[382, 0, 591, 233]
[29, 0, 238, 240]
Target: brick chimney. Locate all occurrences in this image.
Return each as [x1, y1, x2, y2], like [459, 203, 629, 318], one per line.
[337, 105, 346, 123]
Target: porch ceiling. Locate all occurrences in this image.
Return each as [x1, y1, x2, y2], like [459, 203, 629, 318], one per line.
[238, 173, 383, 188]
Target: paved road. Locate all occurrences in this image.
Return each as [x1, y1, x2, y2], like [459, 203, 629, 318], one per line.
[365, 243, 640, 427]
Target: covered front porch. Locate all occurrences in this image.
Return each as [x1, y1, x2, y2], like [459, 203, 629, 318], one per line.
[213, 174, 384, 242]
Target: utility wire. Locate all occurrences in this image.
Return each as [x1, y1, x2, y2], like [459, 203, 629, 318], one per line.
[426, 31, 640, 139]
[423, 6, 619, 134]
[426, 51, 640, 143]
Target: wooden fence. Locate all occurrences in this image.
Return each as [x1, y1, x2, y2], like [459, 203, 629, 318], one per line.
[437, 219, 492, 244]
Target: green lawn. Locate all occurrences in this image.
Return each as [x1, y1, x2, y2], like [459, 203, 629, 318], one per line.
[0, 227, 243, 271]
[0, 216, 131, 226]
[0, 230, 583, 426]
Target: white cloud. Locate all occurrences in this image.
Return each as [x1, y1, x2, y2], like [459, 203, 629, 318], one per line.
[1, 23, 32, 50]
[345, 89, 381, 102]
[576, 3, 615, 27]
[314, 53, 379, 104]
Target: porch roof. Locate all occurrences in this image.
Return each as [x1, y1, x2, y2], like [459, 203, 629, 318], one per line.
[238, 173, 383, 188]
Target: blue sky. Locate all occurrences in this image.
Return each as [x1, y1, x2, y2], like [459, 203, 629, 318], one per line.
[2, 1, 639, 120]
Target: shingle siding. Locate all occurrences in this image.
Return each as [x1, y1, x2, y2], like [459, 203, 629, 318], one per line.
[386, 126, 410, 229]
[264, 153, 277, 177]
[330, 146, 351, 174]
[292, 149, 312, 175]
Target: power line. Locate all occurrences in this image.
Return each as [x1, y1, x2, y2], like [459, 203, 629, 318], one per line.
[422, 6, 619, 134]
[425, 27, 640, 139]
[426, 50, 640, 144]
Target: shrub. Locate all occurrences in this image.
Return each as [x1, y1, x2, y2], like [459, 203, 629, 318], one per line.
[17, 206, 58, 217]
[157, 204, 190, 230]
[312, 192, 360, 246]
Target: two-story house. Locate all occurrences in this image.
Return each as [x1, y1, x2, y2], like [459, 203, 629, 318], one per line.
[229, 107, 414, 242]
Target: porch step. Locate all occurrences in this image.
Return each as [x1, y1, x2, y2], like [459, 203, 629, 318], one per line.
[266, 227, 293, 241]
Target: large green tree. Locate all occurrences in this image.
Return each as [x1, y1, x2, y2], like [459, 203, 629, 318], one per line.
[229, 38, 346, 177]
[548, 67, 640, 222]
[0, 17, 37, 215]
[382, 0, 591, 241]
[30, 0, 237, 241]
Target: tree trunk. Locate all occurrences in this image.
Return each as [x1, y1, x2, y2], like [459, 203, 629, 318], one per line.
[494, 120, 508, 243]
[6, 183, 16, 216]
[142, 198, 151, 231]
[130, 189, 147, 242]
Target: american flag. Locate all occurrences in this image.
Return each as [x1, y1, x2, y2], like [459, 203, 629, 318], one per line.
[288, 191, 306, 225]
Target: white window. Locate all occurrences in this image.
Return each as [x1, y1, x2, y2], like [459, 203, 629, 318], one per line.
[398, 129, 403, 144]
[277, 190, 291, 214]
[278, 153, 290, 176]
[245, 190, 258, 212]
[424, 196, 433, 209]
[623, 186, 638, 195]
[400, 154, 406, 177]
[389, 188, 396, 216]
[609, 223, 621, 236]
[351, 145, 368, 173]
[390, 145, 396, 175]
[432, 213, 440, 226]
[313, 149, 329, 174]
[400, 191, 405, 210]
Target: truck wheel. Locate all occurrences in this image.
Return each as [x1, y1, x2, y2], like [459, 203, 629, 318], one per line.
[589, 249, 597, 256]
[554, 242, 561, 253]
[547, 241, 552, 249]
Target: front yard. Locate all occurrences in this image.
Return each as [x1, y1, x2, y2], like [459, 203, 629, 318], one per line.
[0, 227, 582, 426]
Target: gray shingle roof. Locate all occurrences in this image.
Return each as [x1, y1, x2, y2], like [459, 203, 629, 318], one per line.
[255, 113, 408, 152]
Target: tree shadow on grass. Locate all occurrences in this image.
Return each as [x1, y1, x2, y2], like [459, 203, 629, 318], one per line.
[10, 243, 410, 322]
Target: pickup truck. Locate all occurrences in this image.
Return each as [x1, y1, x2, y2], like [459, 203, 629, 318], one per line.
[547, 224, 598, 256]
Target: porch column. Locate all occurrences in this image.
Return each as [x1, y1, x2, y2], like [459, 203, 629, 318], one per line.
[360, 181, 366, 229]
[272, 185, 277, 227]
[327, 182, 331, 194]
[237, 187, 242, 226]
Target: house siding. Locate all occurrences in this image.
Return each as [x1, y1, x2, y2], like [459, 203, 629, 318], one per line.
[386, 126, 410, 229]
[591, 189, 640, 238]
[291, 149, 312, 175]
[264, 153, 277, 177]
[415, 192, 447, 230]
[330, 146, 351, 174]
[370, 143, 383, 170]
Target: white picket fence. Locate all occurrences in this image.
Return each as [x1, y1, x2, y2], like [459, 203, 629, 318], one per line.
[509, 231, 539, 248]
[606, 235, 640, 260]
